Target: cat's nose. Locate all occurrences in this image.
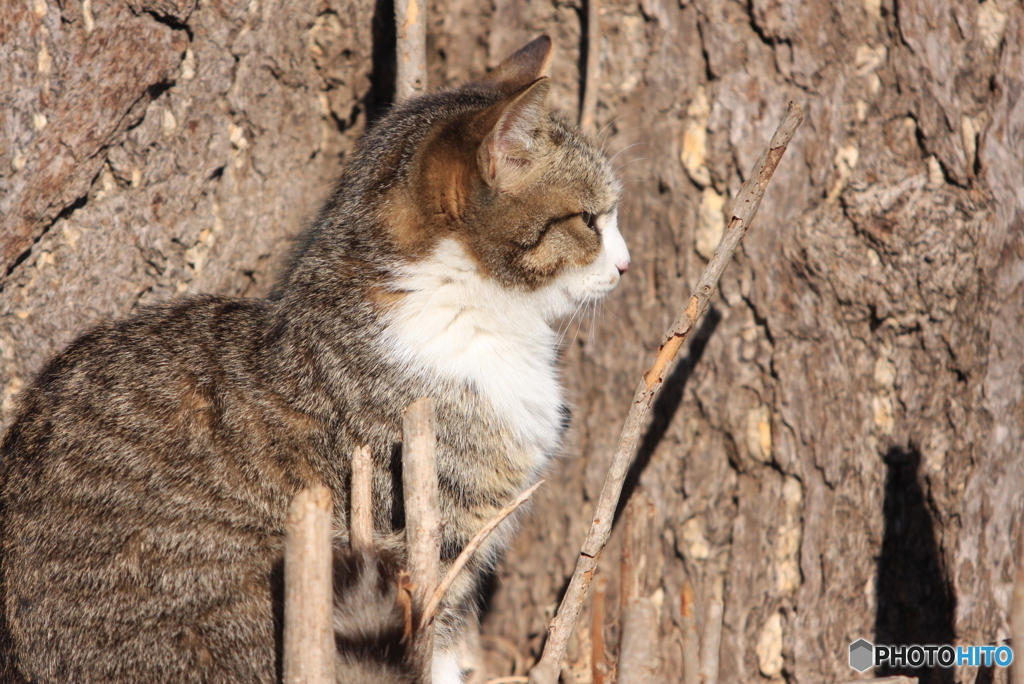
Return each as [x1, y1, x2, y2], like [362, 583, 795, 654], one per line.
[616, 259, 630, 275]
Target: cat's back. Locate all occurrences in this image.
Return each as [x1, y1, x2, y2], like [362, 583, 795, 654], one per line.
[0, 295, 318, 684]
[3, 295, 303, 480]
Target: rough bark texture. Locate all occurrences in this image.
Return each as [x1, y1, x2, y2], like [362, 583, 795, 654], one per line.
[2, 1, 1023, 683]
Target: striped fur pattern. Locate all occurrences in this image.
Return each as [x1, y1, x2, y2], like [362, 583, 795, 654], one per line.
[0, 36, 628, 684]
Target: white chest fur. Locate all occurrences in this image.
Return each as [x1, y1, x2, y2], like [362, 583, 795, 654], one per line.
[380, 239, 568, 470]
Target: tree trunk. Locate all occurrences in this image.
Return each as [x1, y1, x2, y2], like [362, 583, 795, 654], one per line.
[3, 1, 1023, 683]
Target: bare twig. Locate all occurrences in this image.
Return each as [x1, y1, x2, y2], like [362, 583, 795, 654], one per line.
[486, 678, 529, 684]
[698, 597, 723, 684]
[846, 678, 918, 684]
[403, 397, 440, 662]
[579, 0, 600, 137]
[283, 486, 335, 684]
[394, 0, 426, 101]
[349, 444, 373, 550]
[619, 598, 659, 683]
[680, 580, 700, 684]
[421, 480, 543, 629]
[617, 493, 657, 683]
[528, 101, 803, 684]
[591, 574, 608, 684]
[620, 493, 653, 606]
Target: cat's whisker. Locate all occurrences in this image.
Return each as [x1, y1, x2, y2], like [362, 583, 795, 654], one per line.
[557, 299, 588, 347]
[602, 123, 656, 155]
[613, 157, 650, 174]
[607, 141, 649, 167]
[596, 113, 635, 153]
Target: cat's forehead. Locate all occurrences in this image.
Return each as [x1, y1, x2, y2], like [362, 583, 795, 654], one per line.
[541, 117, 621, 210]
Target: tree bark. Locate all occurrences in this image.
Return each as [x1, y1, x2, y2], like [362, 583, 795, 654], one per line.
[3, 1, 1024, 683]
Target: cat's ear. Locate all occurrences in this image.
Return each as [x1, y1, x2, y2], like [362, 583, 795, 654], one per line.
[478, 36, 553, 95]
[477, 77, 550, 191]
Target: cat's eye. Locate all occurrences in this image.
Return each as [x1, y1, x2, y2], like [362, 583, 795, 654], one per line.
[581, 212, 600, 234]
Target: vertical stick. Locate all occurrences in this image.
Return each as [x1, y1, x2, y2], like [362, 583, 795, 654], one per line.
[403, 397, 440, 662]
[579, 0, 600, 137]
[618, 494, 658, 683]
[283, 486, 335, 684]
[394, 0, 427, 101]
[350, 444, 374, 550]
[698, 598, 723, 684]
[618, 598, 659, 683]
[591, 575, 608, 684]
[679, 580, 700, 684]
[620, 493, 653, 607]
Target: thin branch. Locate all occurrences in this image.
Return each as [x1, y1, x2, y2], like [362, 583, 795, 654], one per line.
[698, 598, 723, 684]
[619, 598, 659, 683]
[403, 397, 440, 662]
[591, 574, 608, 684]
[579, 0, 600, 137]
[421, 479, 543, 629]
[394, 0, 426, 101]
[349, 444, 373, 550]
[528, 101, 804, 684]
[620, 493, 653, 606]
[618, 493, 657, 683]
[283, 486, 335, 684]
[846, 678, 918, 684]
[680, 580, 700, 684]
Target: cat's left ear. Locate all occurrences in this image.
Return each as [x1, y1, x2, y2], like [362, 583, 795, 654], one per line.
[478, 36, 554, 95]
[478, 77, 550, 192]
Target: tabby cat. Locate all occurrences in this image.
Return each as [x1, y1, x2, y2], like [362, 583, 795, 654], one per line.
[0, 35, 629, 683]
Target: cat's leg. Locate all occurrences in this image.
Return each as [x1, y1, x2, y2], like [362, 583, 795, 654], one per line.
[431, 648, 463, 684]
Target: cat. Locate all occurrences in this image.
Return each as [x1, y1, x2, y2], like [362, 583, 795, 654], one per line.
[0, 35, 629, 684]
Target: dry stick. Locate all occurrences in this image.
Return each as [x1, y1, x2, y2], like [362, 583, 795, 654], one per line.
[349, 444, 374, 550]
[403, 397, 441, 663]
[619, 493, 653, 607]
[618, 493, 658, 684]
[620, 598, 659, 683]
[420, 479, 544, 629]
[590, 574, 608, 684]
[283, 486, 335, 684]
[614, 493, 655, 679]
[698, 597, 724, 684]
[528, 101, 804, 684]
[394, 0, 426, 101]
[579, 0, 600, 137]
[679, 580, 700, 684]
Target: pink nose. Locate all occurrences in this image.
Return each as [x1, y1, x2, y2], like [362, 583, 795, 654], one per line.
[616, 260, 630, 275]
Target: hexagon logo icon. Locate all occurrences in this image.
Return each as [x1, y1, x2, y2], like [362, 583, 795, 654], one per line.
[849, 639, 873, 672]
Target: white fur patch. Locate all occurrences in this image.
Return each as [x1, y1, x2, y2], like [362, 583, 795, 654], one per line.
[431, 648, 463, 684]
[380, 214, 629, 472]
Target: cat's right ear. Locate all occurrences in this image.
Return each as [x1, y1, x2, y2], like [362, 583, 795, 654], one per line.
[477, 36, 553, 95]
[477, 77, 551, 192]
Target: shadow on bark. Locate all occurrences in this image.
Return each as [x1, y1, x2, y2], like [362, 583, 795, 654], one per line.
[366, 0, 396, 124]
[614, 307, 721, 523]
[874, 447, 956, 684]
